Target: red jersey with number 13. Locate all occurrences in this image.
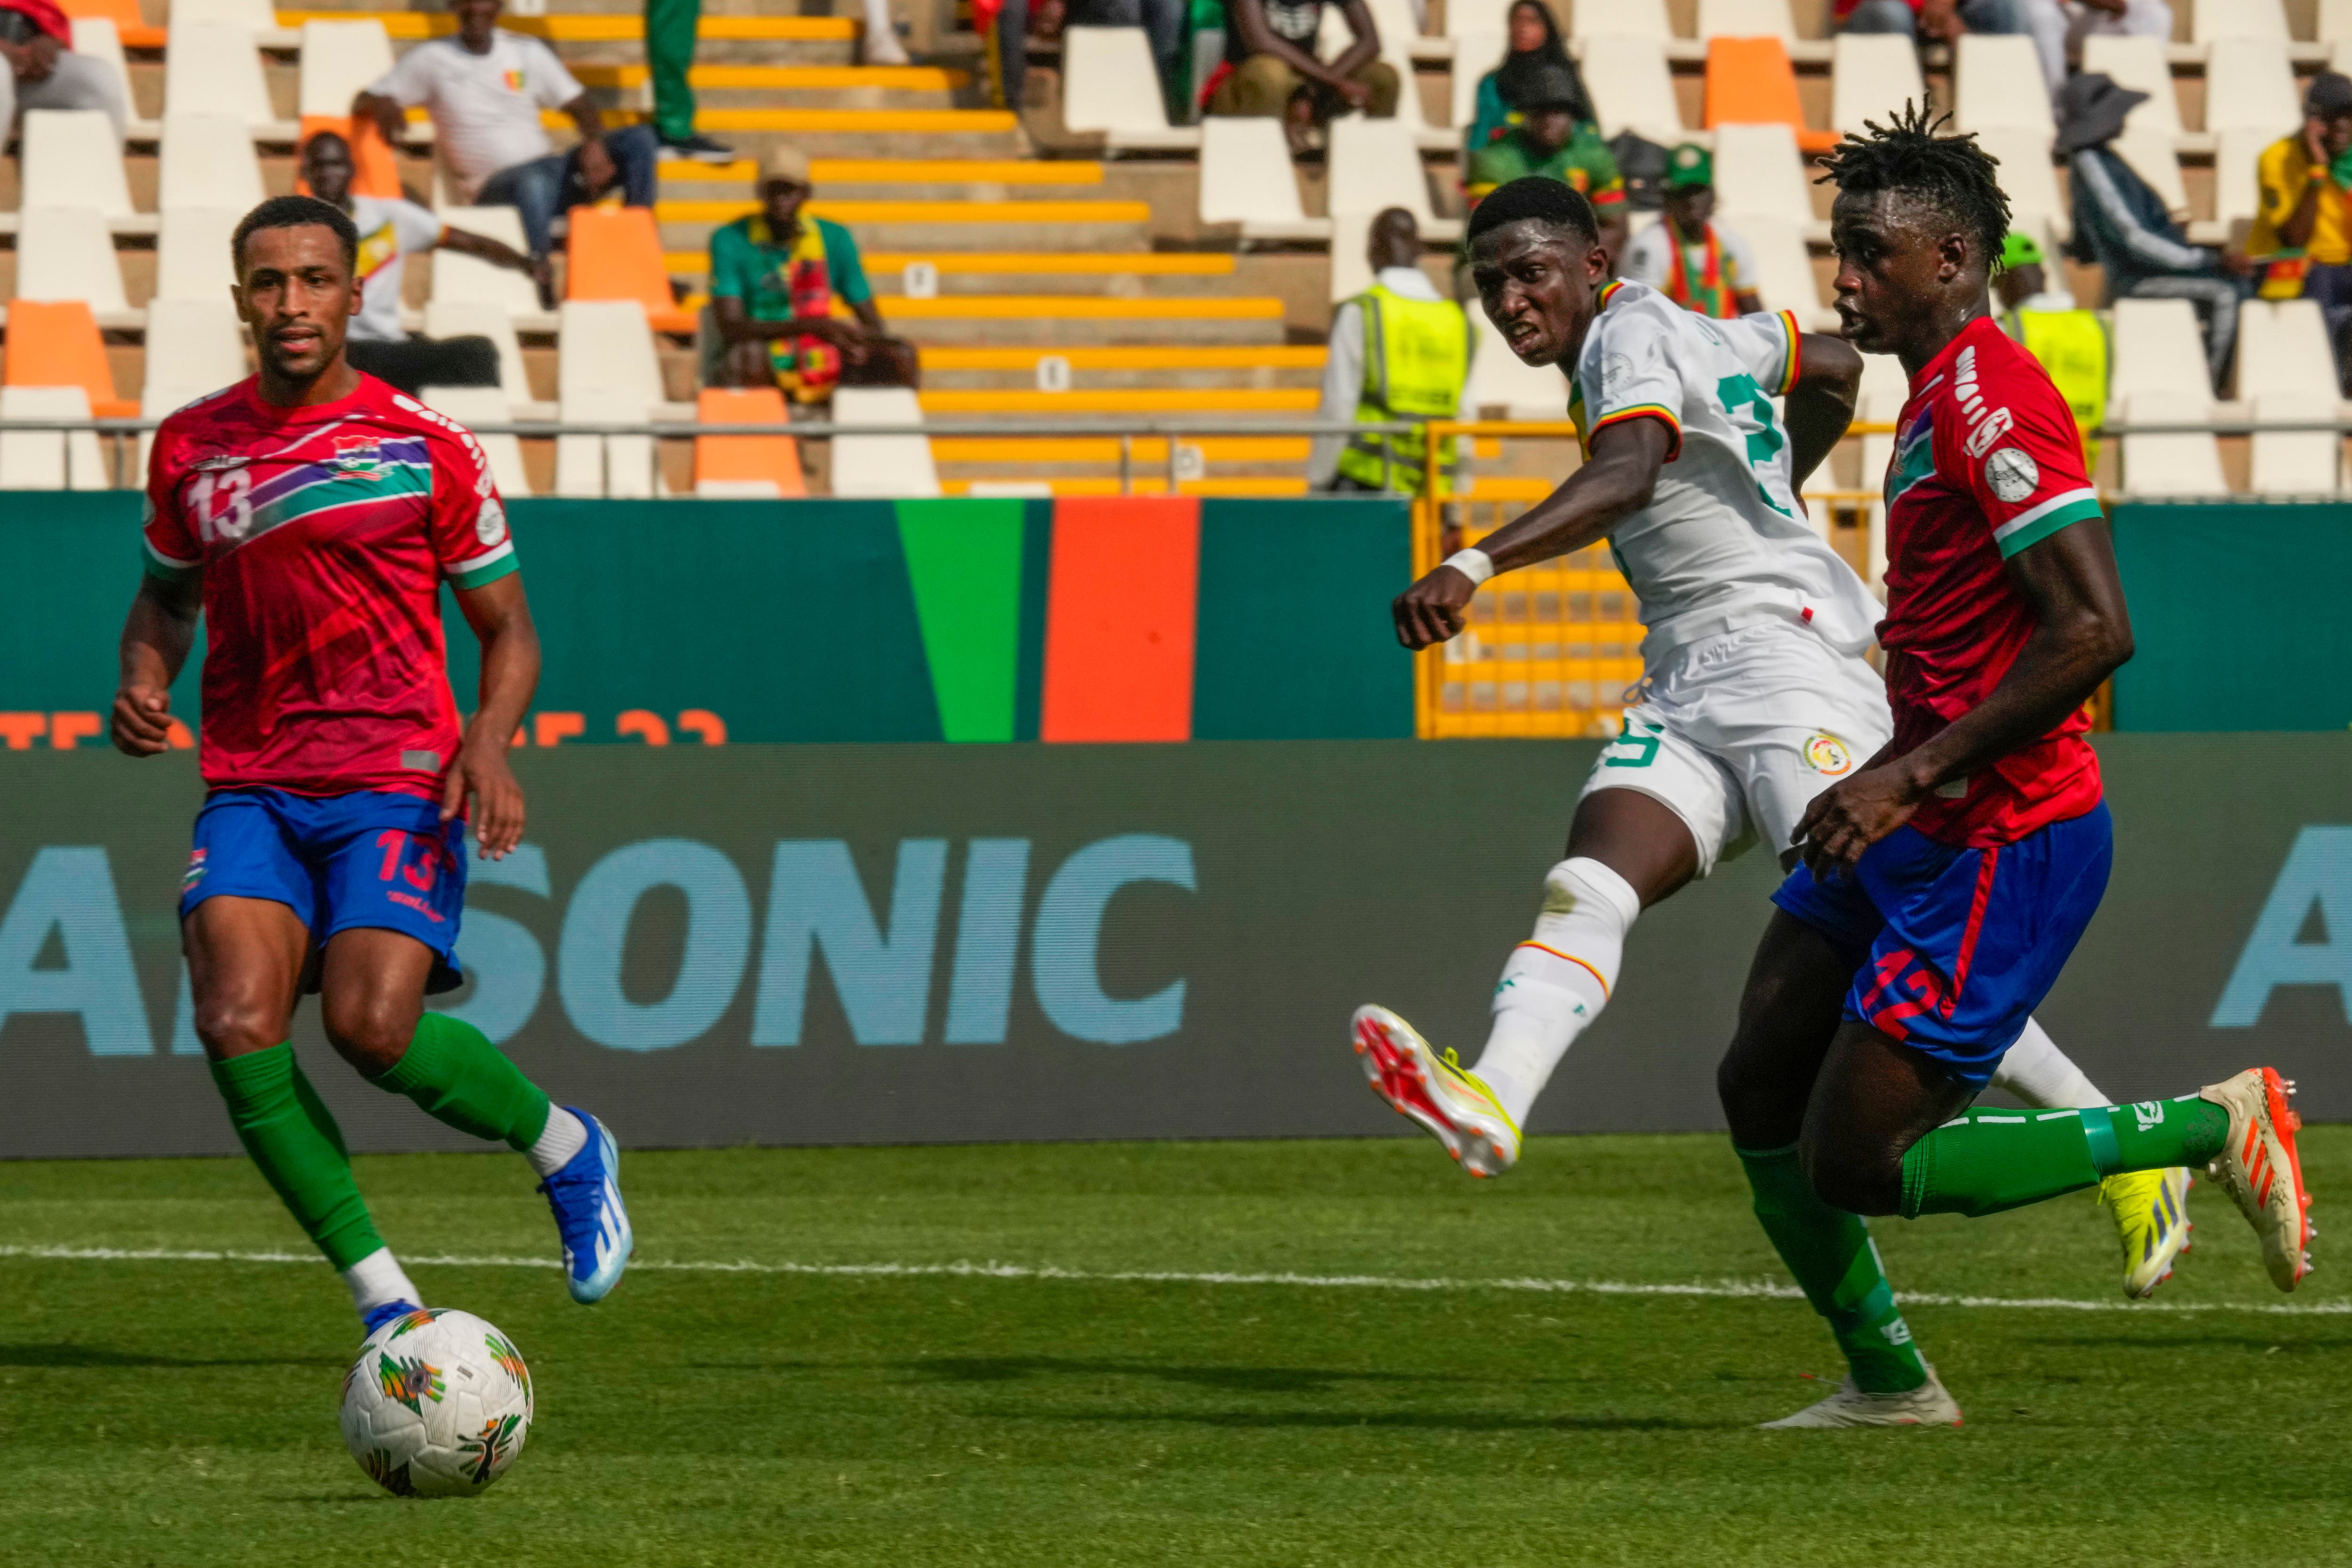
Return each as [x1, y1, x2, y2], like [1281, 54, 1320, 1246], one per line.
[141, 374, 518, 800]
[1878, 316, 2107, 847]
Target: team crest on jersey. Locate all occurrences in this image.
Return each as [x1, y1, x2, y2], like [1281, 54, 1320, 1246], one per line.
[331, 437, 387, 480]
[1802, 733, 1854, 776]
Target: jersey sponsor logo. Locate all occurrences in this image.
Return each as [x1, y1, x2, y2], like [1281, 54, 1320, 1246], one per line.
[1983, 446, 2040, 503]
[1802, 732, 1854, 776]
[1962, 405, 2015, 458]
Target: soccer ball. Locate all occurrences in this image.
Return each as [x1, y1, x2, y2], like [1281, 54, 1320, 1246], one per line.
[340, 1307, 534, 1497]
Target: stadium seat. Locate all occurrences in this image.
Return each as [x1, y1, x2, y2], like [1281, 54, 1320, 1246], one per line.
[20, 110, 134, 222]
[1695, 0, 1795, 43]
[1452, 32, 1505, 131]
[1570, 0, 1669, 40]
[1953, 35, 2054, 135]
[2194, 0, 2288, 43]
[1581, 36, 1684, 145]
[432, 206, 544, 319]
[2214, 128, 2268, 234]
[67, 19, 143, 137]
[424, 301, 534, 414]
[1702, 38, 1838, 155]
[693, 386, 807, 498]
[1198, 116, 1323, 239]
[2236, 299, 2337, 400]
[1736, 215, 1826, 319]
[63, 0, 162, 49]
[144, 299, 249, 397]
[14, 207, 130, 318]
[556, 300, 663, 498]
[1444, 0, 1510, 39]
[0, 385, 106, 491]
[1330, 116, 1461, 239]
[171, 0, 278, 29]
[1831, 35, 1925, 137]
[2324, 0, 2352, 53]
[295, 116, 403, 200]
[557, 383, 657, 499]
[1711, 123, 1813, 229]
[1061, 28, 1200, 151]
[1328, 210, 1376, 302]
[2250, 392, 2340, 495]
[1971, 127, 2067, 248]
[2113, 128, 2190, 221]
[2, 300, 134, 419]
[1462, 302, 1566, 421]
[831, 385, 941, 498]
[2079, 35, 2182, 139]
[2121, 390, 2227, 497]
[421, 384, 534, 499]
[565, 206, 696, 334]
[159, 115, 266, 211]
[2111, 296, 2215, 413]
[298, 19, 396, 118]
[2205, 40, 2300, 139]
[155, 207, 242, 302]
[163, 24, 277, 129]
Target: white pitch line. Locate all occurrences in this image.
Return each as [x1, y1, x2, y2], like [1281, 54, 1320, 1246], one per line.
[1, 1243, 2345, 1316]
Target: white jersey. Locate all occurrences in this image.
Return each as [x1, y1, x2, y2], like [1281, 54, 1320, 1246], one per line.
[1568, 279, 1882, 665]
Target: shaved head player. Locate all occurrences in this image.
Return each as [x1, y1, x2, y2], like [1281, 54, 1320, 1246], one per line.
[113, 194, 632, 1335]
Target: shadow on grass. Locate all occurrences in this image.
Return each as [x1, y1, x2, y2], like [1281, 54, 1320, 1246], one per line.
[901, 1356, 1465, 1394]
[997, 1407, 1730, 1432]
[0, 1343, 343, 1370]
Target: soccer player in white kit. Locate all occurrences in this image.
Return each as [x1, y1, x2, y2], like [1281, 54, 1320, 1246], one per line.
[1354, 178, 2190, 1297]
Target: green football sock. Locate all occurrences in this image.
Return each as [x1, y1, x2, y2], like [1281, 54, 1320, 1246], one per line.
[1738, 1144, 1929, 1395]
[1898, 1098, 2230, 1219]
[211, 1043, 383, 1272]
[370, 1012, 552, 1151]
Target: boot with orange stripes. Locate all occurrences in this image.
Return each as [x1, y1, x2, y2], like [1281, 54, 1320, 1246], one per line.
[2200, 1067, 2315, 1292]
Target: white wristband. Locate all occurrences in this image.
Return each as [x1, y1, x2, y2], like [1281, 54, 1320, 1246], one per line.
[1442, 548, 1495, 587]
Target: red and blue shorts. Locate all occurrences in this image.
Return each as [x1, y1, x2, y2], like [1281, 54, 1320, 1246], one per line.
[181, 788, 468, 993]
[1770, 802, 2112, 1088]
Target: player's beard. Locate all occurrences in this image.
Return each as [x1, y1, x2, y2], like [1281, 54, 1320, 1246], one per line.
[262, 315, 349, 389]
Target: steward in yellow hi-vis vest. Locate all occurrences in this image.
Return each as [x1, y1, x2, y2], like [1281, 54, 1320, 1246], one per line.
[1335, 282, 1475, 493]
[1995, 231, 2109, 470]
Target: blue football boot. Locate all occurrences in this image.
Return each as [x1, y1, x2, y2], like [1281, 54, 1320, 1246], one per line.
[360, 1300, 426, 1339]
[538, 1108, 633, 1303]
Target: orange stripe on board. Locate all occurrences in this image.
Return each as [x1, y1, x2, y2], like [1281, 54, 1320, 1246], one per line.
[1039, 497, 1199, 742]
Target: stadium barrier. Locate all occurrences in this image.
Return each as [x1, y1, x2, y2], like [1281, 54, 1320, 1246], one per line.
[0, 734, 2347, 1158]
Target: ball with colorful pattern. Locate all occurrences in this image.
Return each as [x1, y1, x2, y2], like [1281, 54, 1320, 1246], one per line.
[339, 1307, 534, 1497]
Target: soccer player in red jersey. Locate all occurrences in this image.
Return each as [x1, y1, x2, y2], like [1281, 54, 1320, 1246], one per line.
[1711, 109, 2313, 1427]
[111, 195, 632, 1334]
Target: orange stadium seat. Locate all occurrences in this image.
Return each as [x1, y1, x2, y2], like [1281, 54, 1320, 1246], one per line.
[294, 116, 404, 199]
[3, 300, 137, 419]
[1703, 37, 1840, 155]
[694, 387, 806, 498]
[565, 205, 695, 334]
[61, 0, 162, 49]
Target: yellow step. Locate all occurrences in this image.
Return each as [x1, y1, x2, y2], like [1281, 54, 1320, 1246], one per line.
[661, 159, 1103, 186]
[574, 64, 965, 91]
[693, 109, 1019, 133]
[919, 389, 1321, 414]
[942, 478, 1313, 497]
[865, 252, 1234, 275]
[921, 347, 1326, 370]
[885, 296, 1284, 319]
[277, 11, 858, 40]
[659, 199, 1151, 225]
[933, 437, 1312, 462]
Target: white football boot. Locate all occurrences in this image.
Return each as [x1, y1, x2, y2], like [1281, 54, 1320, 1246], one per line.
[1351, 1004, 1522, 1178]
[2201, 1067, 2315, 1291]
[1760, 1368, 1964, 1429]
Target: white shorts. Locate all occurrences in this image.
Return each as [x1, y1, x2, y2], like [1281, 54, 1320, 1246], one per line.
[1577, 620, 1893, 877]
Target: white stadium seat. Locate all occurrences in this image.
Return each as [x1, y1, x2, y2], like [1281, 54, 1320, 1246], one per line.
[1711, 123, 1813, 228]
[2121, 390, 2227, 497]
[2250, 392, 2341, 495]
[421, 384, 534, 498]
[2113, 127, 2190, 221]
[1953, 35, 2054, 135]
[1452, 32, 1505, 132]
[1060, 28, 1199, 151]
[67, 20, 140, 135]
[2079, 35, 2181, 140]
[155, 207, 244, 302]
[2324, 0, 2352, 52]
[2213, 128, 2270, 235]
[1328, 211, 1375, 303]
[557, 384, 655, 498]
[1581, 36, 1683, 144]
[1572, 0, 1670, 40]
[1445, 0, 1510, 39]
[2205, 40, 2300, 139]
[0, 385, 106, 491]
[14, 207, 130, 317]
[1329, 116, 1450, 232]
[1973, 127, 2068, 248]
[1198, 116, 1327, 240]
[2111, 296, 2215, 413]
[2193, 0, 2288, 43]
[1695, 0, 1795, 43]
[556, 301, 663, 499]
[163, 24, 276, 128]
[159, 115, 266, 211]
[424, 302, 534, 416]
[430, 206, 544, 318]
[832, 386, 941, 498]
[1736, 215, 1826, 320]
[171, 0, 279, 29]
[1832, 34, 1925, 137]
[144, 300, 249, 396]
[20, 111, 134, 221]
[298, 19, 398, 119]
[2236, 300, 2338, 401]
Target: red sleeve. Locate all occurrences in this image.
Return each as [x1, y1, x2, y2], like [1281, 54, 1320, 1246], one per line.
[424, 421, 518, 589]
[140, 414, 203, 585]
[1948, 343, 2101, 560]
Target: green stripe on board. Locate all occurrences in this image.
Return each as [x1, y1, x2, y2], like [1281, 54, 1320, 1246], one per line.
[896, 499, 1027, 742]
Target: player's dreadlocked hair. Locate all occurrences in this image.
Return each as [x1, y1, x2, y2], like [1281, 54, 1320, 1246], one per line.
[1466, 175, 1600, 248]
[1816, 100, 2012, 274]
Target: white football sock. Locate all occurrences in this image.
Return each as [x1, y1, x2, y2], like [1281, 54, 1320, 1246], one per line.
[862, 0, 909, 63]
[526, 1106, 589, 1179]
[1990, 1017, 2106, 1110]
[1470, 857, 1642, 1126]
[343, 1247, 421, 1315]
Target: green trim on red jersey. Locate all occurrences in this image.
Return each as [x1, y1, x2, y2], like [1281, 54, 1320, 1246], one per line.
[1991, 489, 2102, 559]
[142, 536, 201, 584]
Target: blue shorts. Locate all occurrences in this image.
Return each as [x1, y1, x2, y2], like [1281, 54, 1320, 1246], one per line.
[181, 789, 468, 994]
[1770, 803, 2113, 1088]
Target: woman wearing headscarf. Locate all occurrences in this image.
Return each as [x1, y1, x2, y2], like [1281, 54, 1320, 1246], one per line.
[1464, 0, 1587, 156]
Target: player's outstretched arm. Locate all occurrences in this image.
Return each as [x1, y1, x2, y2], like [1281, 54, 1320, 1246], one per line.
[111, 575, 200, 757]
[1391, 417, 1673, 650]
[1794, 520, 2133, 870]
[1784, 333, 1863, 491]
[446, 574, 542, 860]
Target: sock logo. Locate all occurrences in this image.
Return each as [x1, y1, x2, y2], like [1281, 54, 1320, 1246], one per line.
[2132, 1101, 2165, 1132]
[1882, 1319, 1914, 1346]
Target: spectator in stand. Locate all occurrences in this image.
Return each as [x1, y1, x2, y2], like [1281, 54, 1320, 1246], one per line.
[1206, 0, 1397, 158]
[2061, 72, 2250, 393]
[1465, 64, 1625, 260]
[0, 0, 126, 139]
[707, 147, 919, 406]
[1621, 144, 1764, 319]
[1833, 0, 2021, 42]
[1464, 1, 1589, 157]
[1995, 229, 2106, 466]
[300, 130, 545, 396]
[353, 0, 658, 262]
[1309, 207, 1472, 494]
[644, 0, 733, 162]
[2019, 0, 2170, 98]
[2248, 72, 2352, 386]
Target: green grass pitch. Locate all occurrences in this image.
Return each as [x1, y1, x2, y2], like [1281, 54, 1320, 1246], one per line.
[4, 1130, 2349, 1567]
